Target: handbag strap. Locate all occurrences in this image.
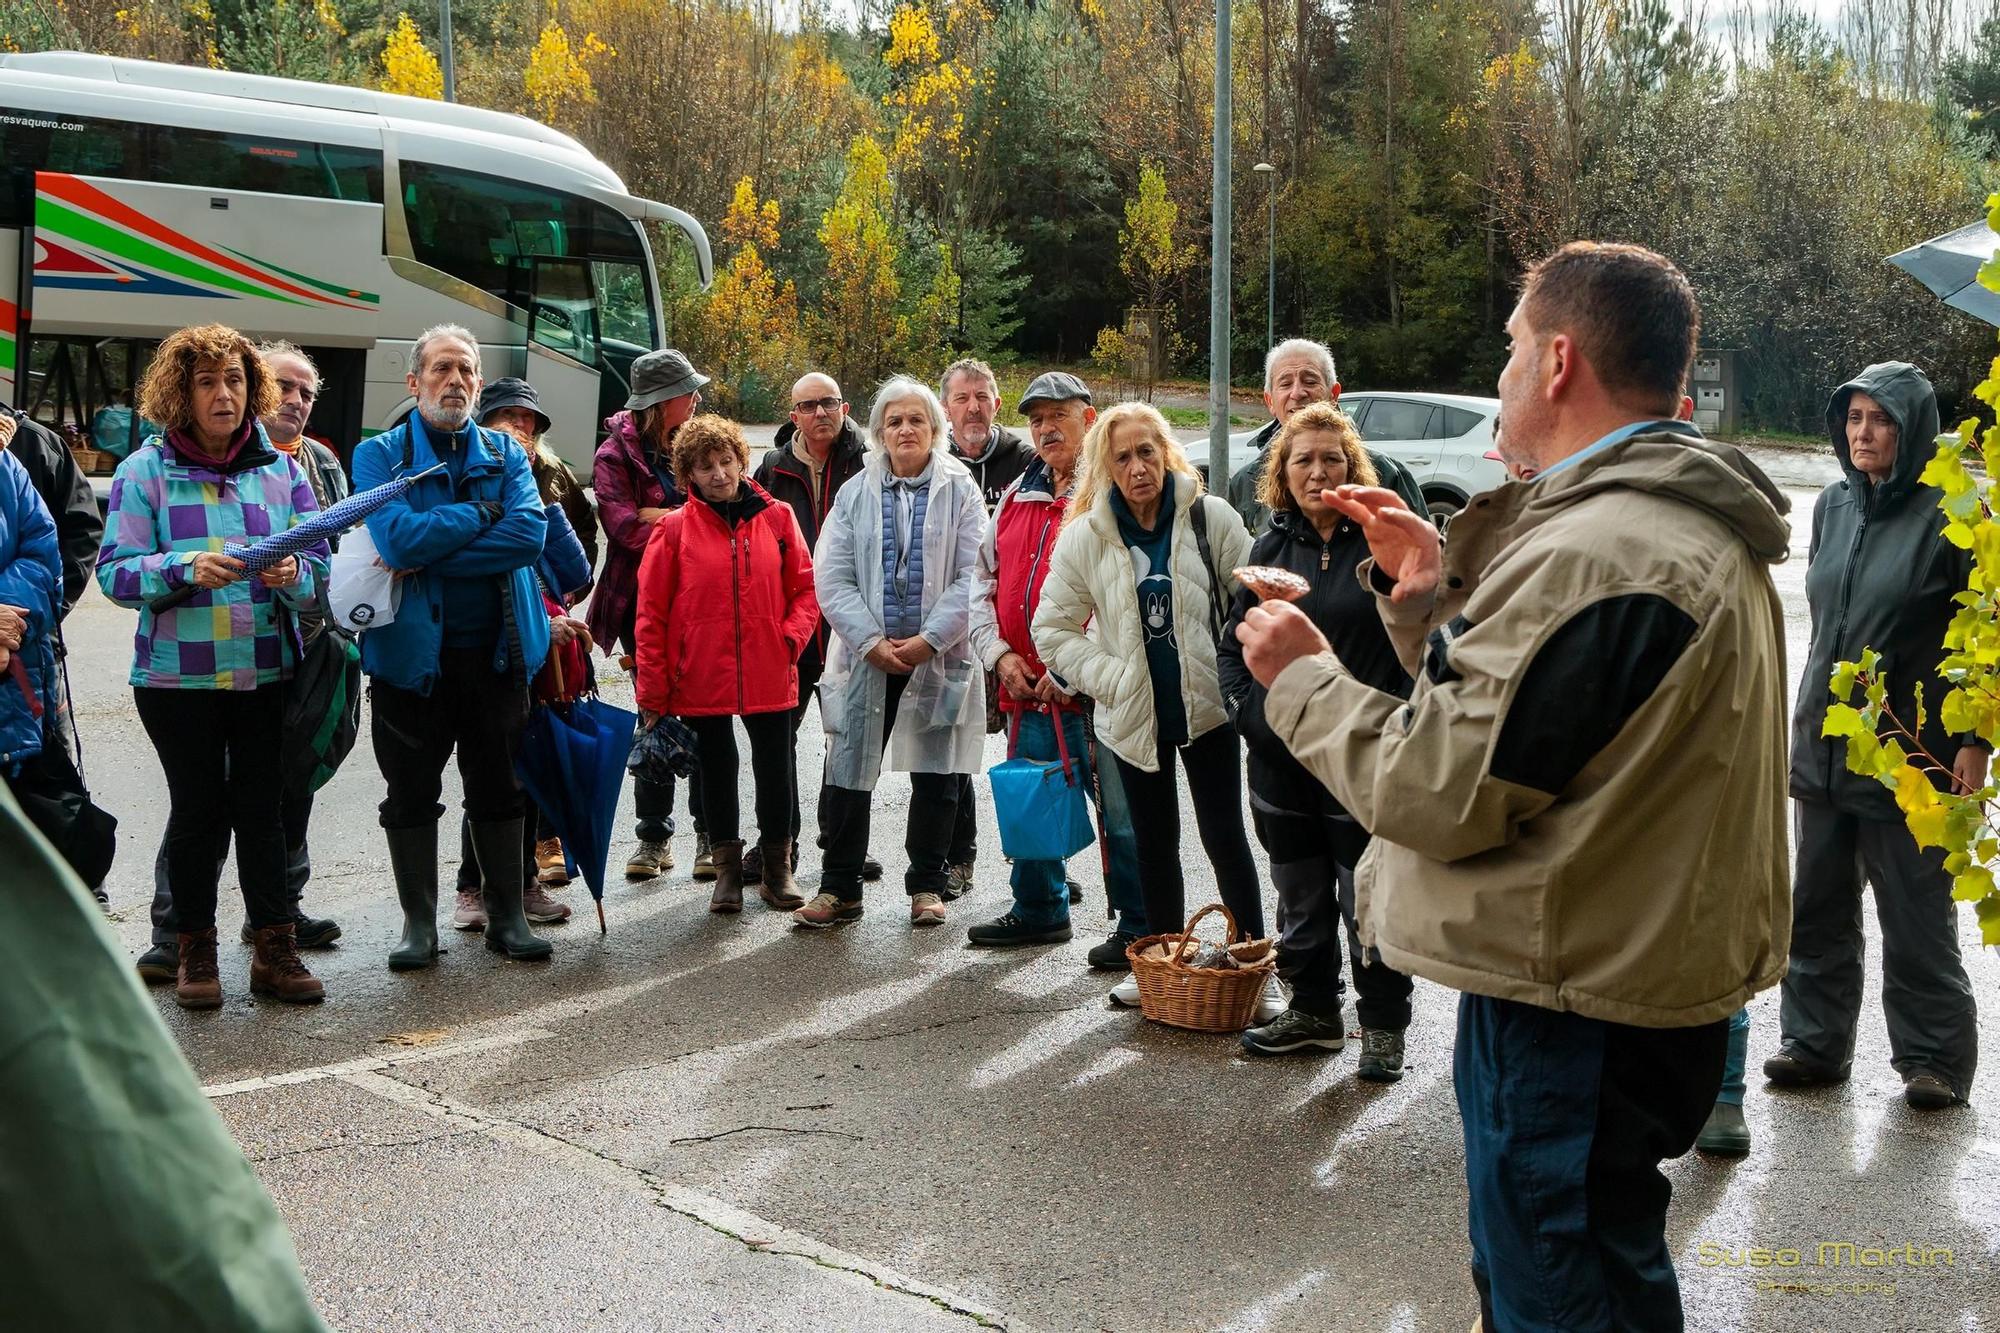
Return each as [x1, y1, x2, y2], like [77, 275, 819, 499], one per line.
[1007, 703, 1077, 783]
[1188, 496, 1226, 647]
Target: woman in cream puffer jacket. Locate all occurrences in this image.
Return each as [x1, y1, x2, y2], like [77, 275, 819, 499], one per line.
[1031, 402, 1266, 946]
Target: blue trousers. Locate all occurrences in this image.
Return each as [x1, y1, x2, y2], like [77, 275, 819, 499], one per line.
[1456, 993, 1726, 1332]
[1005, 708, 1145, 931]
[1717, 1007, 1750, 1106]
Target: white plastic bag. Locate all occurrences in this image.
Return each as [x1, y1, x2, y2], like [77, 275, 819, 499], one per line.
[328, 524, 401, 632]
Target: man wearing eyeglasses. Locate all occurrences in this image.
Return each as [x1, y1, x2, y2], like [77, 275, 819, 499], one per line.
[134, 341, 349, 986]
[750, 372, 880, 886]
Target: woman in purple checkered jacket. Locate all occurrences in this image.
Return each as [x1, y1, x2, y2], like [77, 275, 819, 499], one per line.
[95, 324, 331, 1011]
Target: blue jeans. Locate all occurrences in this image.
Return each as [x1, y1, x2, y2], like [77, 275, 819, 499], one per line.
[1085, 721, 1146, 934]
[1005, 708, 1087, 927]
[1717, 1007, 1750, 1106]
[1456, 993, 1726, 1332]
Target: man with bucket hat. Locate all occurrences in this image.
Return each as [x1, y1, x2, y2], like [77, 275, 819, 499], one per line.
[590, 349, 711, 882]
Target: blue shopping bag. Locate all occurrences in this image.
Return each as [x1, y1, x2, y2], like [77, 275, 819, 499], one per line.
[988, 708, 1096, 863]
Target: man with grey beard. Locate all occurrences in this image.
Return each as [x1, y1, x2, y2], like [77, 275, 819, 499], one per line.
[349, 324, 555, 970]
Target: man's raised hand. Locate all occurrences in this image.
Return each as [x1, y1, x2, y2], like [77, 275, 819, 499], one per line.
[1324, 485, 1442, 603]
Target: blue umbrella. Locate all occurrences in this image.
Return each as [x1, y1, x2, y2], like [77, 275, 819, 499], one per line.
[147, 462, 446, 613]
[516, 695, 638, 932]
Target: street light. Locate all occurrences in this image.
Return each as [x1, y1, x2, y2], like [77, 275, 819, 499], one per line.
[1208, 0, 1232, 486]
[440, 0, 457, 102]
[1252, 162, 1276, 354]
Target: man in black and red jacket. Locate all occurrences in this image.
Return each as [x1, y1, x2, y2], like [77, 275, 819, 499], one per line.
[750, 371, 872, 885]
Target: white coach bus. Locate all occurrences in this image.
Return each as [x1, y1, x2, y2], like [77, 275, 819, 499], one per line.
[0, 51, 711, 473]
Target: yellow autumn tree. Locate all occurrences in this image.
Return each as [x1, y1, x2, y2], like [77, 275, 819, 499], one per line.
[379, 13, 442, 100]
[523, 21, 611, 129]
[688, 177, 806, 419]
[903, 243, 962, 379]
[1093, 161, 1198, 381]
[882, 2, 981, 172]
[811, 136, 905, 394]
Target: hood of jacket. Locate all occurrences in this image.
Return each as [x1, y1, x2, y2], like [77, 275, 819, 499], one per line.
[1535, 428, 1791, 566]
[1792, 362, 1975, 816]
[1825, 361, 1941, 506]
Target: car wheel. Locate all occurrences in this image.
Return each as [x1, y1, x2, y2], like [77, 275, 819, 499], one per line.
[1425, 492, 1464, 531]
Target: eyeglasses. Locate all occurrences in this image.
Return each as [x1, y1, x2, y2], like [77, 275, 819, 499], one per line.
[277, 378, 318, 404]
[791, 397, 843, 415]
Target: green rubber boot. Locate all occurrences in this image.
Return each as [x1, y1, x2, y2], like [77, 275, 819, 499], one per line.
[472, 817, 554, 962]
[386, 823, 442, 971]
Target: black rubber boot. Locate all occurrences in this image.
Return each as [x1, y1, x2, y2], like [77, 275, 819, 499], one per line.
[386, 823, 442, 971]
[473, 817, 554, 961]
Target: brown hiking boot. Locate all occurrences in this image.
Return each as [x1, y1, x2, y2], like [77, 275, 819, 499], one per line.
[709, 839, 745, 914]
[175, 928, 223, 1009]
[250, 922, 326, 1004]
[535, 837, 570, 887]
[756, 839, 805, 910]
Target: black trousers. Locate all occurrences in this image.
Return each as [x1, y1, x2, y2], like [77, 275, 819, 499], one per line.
[1111, 724, 1265, 940]
[1259, 810, 1414, 1029]
[1458, 993, 1726, 1331]
[689, 711, 795, 845]
[788, 633, 826, 843]
[133, 685, 289, 933]
[371, 648, 528, 830]
[455, 804, 555, 894]
[1780, 796, 1979, 1094]
[818, 670, 961, 901]
[150, 790, 314, 945]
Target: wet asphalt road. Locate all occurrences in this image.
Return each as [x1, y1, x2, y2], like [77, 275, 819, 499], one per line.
[69, 443, 2000, 1331]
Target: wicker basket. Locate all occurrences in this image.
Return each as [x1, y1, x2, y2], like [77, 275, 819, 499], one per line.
[1125, 902, 1276, 1033]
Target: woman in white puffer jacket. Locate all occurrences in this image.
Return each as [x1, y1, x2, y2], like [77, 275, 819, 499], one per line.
[1031, 402, 1267, 957]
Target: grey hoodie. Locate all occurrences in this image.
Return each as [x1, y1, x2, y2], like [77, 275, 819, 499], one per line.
[1789, 361, 1987, 819]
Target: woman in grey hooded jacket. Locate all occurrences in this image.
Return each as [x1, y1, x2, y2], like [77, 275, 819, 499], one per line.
[1767, 361, 1988, 1110]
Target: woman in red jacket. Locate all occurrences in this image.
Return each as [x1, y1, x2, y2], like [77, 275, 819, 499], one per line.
[636, 416, 819, 915]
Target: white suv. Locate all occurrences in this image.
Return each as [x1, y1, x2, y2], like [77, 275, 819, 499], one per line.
[1186, 390, 1505, 526]
[1337, 391, 1505, 524]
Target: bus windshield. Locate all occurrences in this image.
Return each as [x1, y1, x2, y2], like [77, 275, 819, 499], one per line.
[399, 160, 658, 355]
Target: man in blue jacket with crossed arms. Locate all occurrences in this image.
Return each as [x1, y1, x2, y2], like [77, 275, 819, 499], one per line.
[351, 323, 552, 971]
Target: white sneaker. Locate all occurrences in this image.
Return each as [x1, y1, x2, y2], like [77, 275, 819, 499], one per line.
[1255, 974, 1289, 1025]
[1109, 976, 1142, 1008]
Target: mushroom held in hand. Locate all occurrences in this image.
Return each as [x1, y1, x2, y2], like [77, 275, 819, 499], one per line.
[1233, 565, 1310, 602]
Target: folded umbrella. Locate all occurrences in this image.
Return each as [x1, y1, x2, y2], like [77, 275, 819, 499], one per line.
[516, 694, 638, 932]
[1887, 220, 2000, 327]
[147, 462, 445, 613]
[626, 715, 700, 787]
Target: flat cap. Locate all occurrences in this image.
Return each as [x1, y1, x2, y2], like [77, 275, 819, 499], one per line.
[1016, 371, 1092, 413]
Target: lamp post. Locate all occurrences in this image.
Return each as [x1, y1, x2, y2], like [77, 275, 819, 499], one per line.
[1208, 0, 1232, 485]
[440, 0, 457, 102]
[1252, 161, 1275, 353]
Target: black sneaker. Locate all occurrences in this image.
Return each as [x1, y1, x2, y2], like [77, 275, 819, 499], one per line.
[241, 910, 342, 949]
[1903, 1071, 1959, 1110]
[1356, 1026, 1406, 1082]
[1762, 1049, 1849, 1087]
[1067, 878, 1083, 905]
[135, 942, 178, 985]
[1087, 930, 1140, 971]
[1240, 1008, 1348, 1057]
[966, 911, 1073, 948]
[861, 855, 884, 882]
[741, 843, 765, 886]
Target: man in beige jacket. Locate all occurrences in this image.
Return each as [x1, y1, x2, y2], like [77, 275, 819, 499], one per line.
[1236, 242, 1790, 1332]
